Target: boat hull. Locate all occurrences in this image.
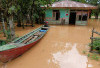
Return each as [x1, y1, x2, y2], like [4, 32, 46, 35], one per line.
[0, 39, 41, 62]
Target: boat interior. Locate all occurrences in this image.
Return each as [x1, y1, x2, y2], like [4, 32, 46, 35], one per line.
[0, 26, 49, 51]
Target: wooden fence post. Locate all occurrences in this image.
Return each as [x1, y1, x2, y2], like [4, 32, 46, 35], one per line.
[90, 28, 94, 52]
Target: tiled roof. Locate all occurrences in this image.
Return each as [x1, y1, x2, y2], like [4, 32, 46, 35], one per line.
[43, 1, 97, 9]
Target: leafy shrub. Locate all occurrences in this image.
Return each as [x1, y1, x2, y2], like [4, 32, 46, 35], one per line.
[92, 40, 100, 53]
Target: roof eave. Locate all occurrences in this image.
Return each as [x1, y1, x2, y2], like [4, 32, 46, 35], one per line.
[41, 6, 98, 10]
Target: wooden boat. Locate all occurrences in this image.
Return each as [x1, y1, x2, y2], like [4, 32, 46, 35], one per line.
[0, 26, 49, 62]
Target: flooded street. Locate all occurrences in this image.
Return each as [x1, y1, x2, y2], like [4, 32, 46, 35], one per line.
[0, 19, 100, 68]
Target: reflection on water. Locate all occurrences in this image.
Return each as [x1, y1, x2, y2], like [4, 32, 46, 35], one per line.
[88, 64, 93, 68]
[65, 42, 72, 48]
[52, 43, 91, 68]
[1, 63, 7, 68]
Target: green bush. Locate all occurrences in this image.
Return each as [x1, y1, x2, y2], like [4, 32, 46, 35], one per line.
[92, 40, 100, 53]
[0, 40, 6, 46]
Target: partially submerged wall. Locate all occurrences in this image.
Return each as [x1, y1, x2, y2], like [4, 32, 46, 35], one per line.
[60, 9, 69, 24]
[45, 9, 88, 26]
[45, 9, 70, 25]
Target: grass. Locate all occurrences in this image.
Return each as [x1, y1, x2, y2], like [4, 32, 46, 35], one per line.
[82, 51, 100, 61]
[83, 50, 87, 54]
[89, 39, 100, 53]
[91, 54, 100, 61]
[87, 54, 90, 57]
[84, 37, 100, 61]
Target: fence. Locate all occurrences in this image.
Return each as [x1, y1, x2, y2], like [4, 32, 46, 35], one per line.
[90, 28, 100, 52]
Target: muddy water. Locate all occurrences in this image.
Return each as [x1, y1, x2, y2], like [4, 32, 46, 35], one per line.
[15, 24, 42, 37]
[0, 24, 41, 40]
[0, 19, 100, 68]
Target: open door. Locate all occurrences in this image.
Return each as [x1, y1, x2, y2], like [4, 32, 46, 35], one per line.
[69, 12, 76, 25]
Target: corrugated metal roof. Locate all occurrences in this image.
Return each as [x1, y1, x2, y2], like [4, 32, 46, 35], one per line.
[44, 1, 97, 9]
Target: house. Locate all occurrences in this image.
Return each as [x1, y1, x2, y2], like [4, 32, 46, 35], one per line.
[43, 0, 97, 25]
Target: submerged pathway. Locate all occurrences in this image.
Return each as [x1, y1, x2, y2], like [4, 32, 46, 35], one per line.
[0, 19, 100, 68]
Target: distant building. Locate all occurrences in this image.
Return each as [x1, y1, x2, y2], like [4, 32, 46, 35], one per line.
[42, 0, 97, 25]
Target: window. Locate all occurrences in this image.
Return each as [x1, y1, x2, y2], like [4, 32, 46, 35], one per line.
[76, 11, 88, 21]
[76, 12, 82, 21]
[79, 15, 82, 21]
[76, 15, 82, 21]
[82, 14, 88, 21]
[53, 10, 60, 20]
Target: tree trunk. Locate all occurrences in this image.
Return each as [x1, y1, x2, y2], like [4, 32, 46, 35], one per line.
[89, 13, 92, 19]
[2, 17, 6, 37]
[30, 10, 34, 27]
[95, 13, 98, 19]
[8, 15, 15, 40]
[6, 17, 11, 40]
[17, 16, 21, 27]
[88, 10, 92, 19]
[26, 14, 30, 26]
[30, 1, 35, 27]
[22, 18, 25, 29]
[31, 16, 34, 27]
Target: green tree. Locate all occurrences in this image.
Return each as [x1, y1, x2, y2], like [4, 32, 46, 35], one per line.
[89, 0, 100, 19]
[0, 0, 55, 41]
[1, 0, 17, 41]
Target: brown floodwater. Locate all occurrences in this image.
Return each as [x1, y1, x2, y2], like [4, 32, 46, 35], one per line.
[0, 19, 100, 68]
[0, 24, 42, 40]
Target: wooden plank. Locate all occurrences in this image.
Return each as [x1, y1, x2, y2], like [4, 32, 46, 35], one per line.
[90, 37, 100, 40]
[93, 30, 100, 35]
[25, 36, 38, 44]
[34, 32, 42, 36]
[16, 28, 40, 43]
[23, 36, 33, 44]
[90, 28, 94, 52]
[20, 31, 37, 43]
[13, 26, 42, 43]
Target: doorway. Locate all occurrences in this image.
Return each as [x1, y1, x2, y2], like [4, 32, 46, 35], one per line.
[53, 10, 60, 20]
[69, 12, 76, 25]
